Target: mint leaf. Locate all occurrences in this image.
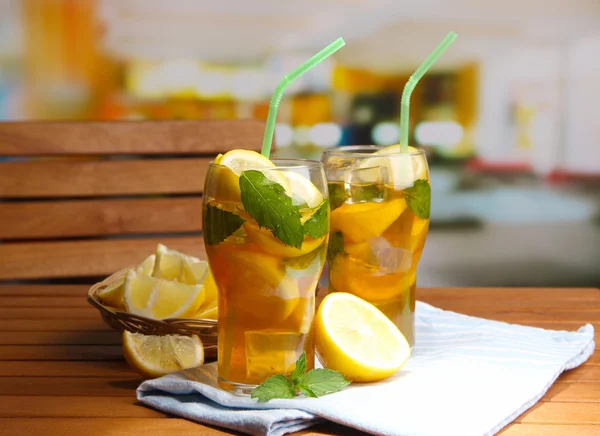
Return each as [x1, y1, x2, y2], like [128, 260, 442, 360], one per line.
[328, 183, 348, 211]
[403, 179, 431, 219]
[297, 369, 351, 397]
[326, 231, 346, 263]
[251, 374, 295, 402]
[203, 203, 245, 245]
[290, 352, 307, 385]
[303, 200, 329, 239]
[239, 170, 303, 248]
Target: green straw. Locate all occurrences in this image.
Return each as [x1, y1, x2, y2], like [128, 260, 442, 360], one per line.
[261, 37, 346, 157]
[399, 31, 458, 151]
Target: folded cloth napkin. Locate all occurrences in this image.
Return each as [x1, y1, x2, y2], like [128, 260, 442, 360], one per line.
[138, 302, 595, 436]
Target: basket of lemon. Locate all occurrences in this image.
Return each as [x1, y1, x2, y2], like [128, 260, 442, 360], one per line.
[88, 244, 218, 377]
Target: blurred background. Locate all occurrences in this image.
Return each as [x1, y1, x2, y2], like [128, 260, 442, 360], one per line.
[0, 0, 598, 286]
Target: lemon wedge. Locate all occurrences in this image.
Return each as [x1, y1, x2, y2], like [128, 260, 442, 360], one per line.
[194, 301, 218, 320]
[124, 269, 205, 319]
[314, 292, 410, 382]
[359, 145, 427, 189]
[152, 244, 209, 285]
[98, 254, 155, 309]
[122, 331, 204, 379]
[243, 221, 325, 258]
[282, 170, 323, 208]
[330, 198, 407, 243]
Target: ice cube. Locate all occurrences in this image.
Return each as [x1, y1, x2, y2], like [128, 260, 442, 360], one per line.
[387, 154, 415, 189]
[369, 238, 413, 274]
[245, 330, 305, 379]
[343, 166, 390, 204]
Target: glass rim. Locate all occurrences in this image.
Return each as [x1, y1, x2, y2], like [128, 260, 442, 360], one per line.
[322, 145, 426, 158]
[209, 157, 323, 171]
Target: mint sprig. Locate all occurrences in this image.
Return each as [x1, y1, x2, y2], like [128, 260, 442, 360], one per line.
[302, 200, 329, 239]
[239, 170, 304, 248]
[403, 179, 431, 219]
[203, 203, 245, 245]
[326, 231, 346, 263]
[328, 183, 348, 211]
[251, 352, 351, 402]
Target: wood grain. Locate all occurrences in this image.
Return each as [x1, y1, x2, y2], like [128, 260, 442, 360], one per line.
[0, 418, 236, 436]
[517, 402, 600, 424]
[0, 345, 123, 361]
[0, 396, 165, 418]
[544, 382, 600, 402]
[0, 361, 134, 377]
[0, 158, 210, 198]
[0, 236, 205, 280]
[0, 120, 264, 156]
[0, 331, 121, 345]
[0, 197, 203, 239]
[500, 424, 600, 436]
[0, 319, 110, 332]
[0, 285, 90, 296]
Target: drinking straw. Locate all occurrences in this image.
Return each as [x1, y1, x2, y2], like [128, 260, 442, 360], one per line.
[261, 37, 346, 157]
[399, 31, 458, 151]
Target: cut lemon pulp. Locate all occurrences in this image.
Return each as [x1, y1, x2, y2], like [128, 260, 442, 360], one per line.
[122, 331, 204, 379]
[314, 292, 410, 382]
[243, 221, 325, 258]
[124, 269, 205, 319]
[98, 254, 155, 309]
[330, 198, 407, 243]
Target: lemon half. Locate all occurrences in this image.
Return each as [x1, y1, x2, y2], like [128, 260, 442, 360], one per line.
[314, 292, 410, 382]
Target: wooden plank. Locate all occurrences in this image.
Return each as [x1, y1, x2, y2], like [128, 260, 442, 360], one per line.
[517, 402, 600, 424]
[0, 236, 205, 280]
[560, 366, 600, 383]
[543, 382, 600, 402]
[500, 424, 600, 436]
[0, 418, 235, 436]
[0, 120, 264, 156]
[0, 285, 90, 297]
[0, 396, 165, 418]
[0, 331, 121, 345]
[0, 345, 123, 361]
[0, 197, 203, 239]
[0, 158, 210, 198]
[0, 308, 106, 319]
[0, 361, 134, 377]
[0, 319, 111, 332]
[0, 377, 138, 396]
[0, 297, 90, 307]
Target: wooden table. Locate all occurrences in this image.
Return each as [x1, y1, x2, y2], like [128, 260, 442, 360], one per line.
[0, 286, 598, 436]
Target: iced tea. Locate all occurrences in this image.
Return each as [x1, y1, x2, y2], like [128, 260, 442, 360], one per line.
[322, 146, 430, 345]
[203, 156, 329, 393]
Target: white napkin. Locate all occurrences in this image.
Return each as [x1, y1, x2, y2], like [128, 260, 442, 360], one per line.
[137, 302, 595, 436]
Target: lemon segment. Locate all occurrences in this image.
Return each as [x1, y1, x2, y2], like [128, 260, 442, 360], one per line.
[330, 198, 407, 243]
[243, 222, 325, 258]
[281, 170, 323, 208]
[124, 269, 205, 320]
[194, 301, 218, 320]
[122, 331, 204, 379]
[153, 244, 209, 285]
[314, 292, 410, 382]
[359, 145, 427, 189]
[97, 254, 155, 310]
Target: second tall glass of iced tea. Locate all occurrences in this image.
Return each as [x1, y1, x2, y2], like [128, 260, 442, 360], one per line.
[322, 146, 430, 345]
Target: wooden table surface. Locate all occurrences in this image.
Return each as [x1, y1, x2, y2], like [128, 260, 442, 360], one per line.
[0, 285, 598, 436]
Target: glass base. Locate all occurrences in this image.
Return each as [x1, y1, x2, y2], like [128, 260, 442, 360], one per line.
[218, 377, 257, 395]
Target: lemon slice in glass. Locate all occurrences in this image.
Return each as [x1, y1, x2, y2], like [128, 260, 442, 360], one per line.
[359, 145, 427, 189]
[124, 269, 205, 319]
[122, 331, 204, 379]
[281, 170, 323, 208]
[314, 292, 410, 382]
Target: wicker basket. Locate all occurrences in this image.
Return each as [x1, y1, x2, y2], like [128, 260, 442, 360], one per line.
[88, 269, 218, 356]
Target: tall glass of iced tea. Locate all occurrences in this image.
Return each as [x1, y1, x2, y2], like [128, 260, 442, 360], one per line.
[203, 152, 329, 394]
[321, 146, 430, 345]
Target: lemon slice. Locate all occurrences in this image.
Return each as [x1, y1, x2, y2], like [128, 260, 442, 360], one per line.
[330, 198, 407, 243]
[194, 301, 218, 320]
[124, 269, 205, 319]
[98, 254, 155, 309]
[217, 149, 291, 194]
[359, 145, 427, 189]
[314, 292, 410, 382]
[282, 171, 323, 208]
[243, 221, 325, 258]
[122, 331, 204, 379]
[153, 244, 209, 285]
